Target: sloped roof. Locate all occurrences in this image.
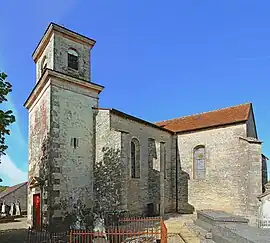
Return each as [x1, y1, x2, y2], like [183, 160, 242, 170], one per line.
[155, 103, 252, 133]
[93, 107, 174, 134]
[0, 182, 27, 199]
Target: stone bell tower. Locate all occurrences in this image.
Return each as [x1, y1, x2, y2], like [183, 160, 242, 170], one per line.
[24, 23, 104, 228]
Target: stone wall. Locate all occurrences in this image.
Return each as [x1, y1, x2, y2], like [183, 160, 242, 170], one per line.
[53, 32, 91, 81]
[94, 110, 124, 212]
[177, 123, 262, 221]
[196, 210, 270, 243]
[50, 78, 99, 226]
[245, 137, 262, 225]
[110, 113, 174, 215]
[0, 183, 27, 212]
[212, 223, 270, 243]
[27, 83, 51, 226]
[36, 34, 54, 81]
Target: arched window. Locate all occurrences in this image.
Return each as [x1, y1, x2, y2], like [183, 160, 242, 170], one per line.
[68, 49, 79, 70]
[193, 145, 206, 179]
[131, 138, 140, 178]
[41, 55, 47, 74]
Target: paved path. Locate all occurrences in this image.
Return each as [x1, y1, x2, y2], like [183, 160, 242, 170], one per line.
[0, 217, 28, 243]
[0, 214, 216, 243]
[165, 213, 199, 243]
[164, 213, 215, 243]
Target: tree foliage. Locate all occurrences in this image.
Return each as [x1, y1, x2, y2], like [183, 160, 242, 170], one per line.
[93, 146, 123, 212]
[0, 72, 15, 159]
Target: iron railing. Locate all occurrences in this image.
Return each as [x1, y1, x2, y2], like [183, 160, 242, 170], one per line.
[26, 216, 168, 243]
[26, 227, 69, 243]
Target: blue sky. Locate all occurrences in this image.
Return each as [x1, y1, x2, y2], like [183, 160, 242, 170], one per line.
[0, 1, 269, 185]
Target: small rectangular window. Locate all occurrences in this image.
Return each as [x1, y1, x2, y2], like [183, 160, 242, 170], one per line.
[71, 137, 79, 149]
[68, 54, 78, 70]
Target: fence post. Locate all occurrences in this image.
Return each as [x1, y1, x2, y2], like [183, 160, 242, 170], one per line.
[160, 219, 167, 243]
[69, 229, 72, 243]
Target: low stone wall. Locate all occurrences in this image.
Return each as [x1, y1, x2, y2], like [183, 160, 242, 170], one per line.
[195, 210, 270, 243]
[212, 223, 270, 243]
[196, 210, 249, 231]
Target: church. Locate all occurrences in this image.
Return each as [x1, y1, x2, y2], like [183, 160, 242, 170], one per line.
[25, 23, 267, 229]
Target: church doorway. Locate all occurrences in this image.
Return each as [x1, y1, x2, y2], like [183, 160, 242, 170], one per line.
[33, 193, 41, 229]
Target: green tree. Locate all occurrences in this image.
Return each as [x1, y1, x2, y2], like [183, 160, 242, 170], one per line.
[0, 72, 15, 161]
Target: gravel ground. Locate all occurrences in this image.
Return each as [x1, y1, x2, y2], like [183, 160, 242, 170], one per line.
[0, 217, 28, 243]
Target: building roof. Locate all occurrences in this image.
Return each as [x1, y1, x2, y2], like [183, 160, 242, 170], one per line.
[93, 107, 174, 134]
[155, 103, 252, 133]
[0, 182, 27, 199]
[94, 103, 253, 134]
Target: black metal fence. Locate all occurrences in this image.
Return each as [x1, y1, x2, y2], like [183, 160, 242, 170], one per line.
[26, 227, 69, 243]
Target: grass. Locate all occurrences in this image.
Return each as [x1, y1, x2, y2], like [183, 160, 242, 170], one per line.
[0, 186, 8, 193]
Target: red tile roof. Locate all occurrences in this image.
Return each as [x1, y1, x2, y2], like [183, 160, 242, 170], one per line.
[156, 103, 251, 133]
[0, 182, 28, 199]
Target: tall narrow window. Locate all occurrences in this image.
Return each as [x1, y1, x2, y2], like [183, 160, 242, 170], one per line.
[193, 145, 206, 179]
[71, 137, 79, 149]
[68, 49, 79, 70]
[164, 145, 167, 179]
[131, 138, 140, 178]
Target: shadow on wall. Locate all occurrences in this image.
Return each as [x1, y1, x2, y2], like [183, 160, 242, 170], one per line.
[176, 144, 195, 214]
[63, 146, 124, 230]
[148, 138, 160, 216]
[262, 155, 268, 193]
[62, 146, 123, 231]
[93, 146, 123, 213]
[148, 138, 194, 216]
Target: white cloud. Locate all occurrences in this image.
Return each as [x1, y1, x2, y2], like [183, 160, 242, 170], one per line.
[0, 154, 27, 185]
[1, 94, 28, 174]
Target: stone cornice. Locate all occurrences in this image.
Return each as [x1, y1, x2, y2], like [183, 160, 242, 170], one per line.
[24, 69, 104, 110]
[111, 128, 130, 134]
[239, 136, 262, 144]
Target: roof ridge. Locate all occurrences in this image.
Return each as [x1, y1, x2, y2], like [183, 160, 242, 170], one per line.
[0, 182, 27, 199]
[156, 102, 251, 124]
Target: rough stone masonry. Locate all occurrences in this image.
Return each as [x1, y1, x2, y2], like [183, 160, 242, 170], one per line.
[25, 22, 266, 229]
